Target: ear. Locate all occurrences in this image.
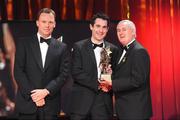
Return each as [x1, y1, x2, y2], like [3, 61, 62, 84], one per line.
[53, 21, 56, 28]
[36, 20, 39, 27]
[89, 24, 93, 30]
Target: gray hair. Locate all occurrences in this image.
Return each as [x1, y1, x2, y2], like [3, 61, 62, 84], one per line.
[118, 20, 136, 37]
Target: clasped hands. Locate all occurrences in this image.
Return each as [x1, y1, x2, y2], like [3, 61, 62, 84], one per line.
[30, 89, 49, 107]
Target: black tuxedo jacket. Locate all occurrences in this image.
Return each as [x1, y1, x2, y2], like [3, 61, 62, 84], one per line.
[70, 38, 118, 115]
[14, 35, 70, 114]
[112, 40, 153, 119]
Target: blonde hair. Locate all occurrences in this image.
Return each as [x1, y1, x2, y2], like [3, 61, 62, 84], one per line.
[118, 20, 136, 37]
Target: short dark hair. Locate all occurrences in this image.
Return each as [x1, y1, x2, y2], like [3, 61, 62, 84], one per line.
[37, 8, 56, 20]
[90, 12, 110, 27]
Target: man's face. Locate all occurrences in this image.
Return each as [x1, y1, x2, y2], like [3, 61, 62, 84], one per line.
[36, 13, 56, 38]
[116, 22, 135, 46]
[90, 18, 109, 42]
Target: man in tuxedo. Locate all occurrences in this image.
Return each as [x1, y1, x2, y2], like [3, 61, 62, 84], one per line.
[99, 20, 153, 120]
[14, 8, 70, 120]
[69, 13, 118, 120]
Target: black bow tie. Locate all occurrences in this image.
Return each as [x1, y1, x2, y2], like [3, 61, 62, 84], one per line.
[122, 46, 128, 51]
[92, 43, 103, 49]
[40, 37, 51, 45]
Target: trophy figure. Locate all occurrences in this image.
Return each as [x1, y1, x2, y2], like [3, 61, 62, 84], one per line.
[99, 46, 112, 81]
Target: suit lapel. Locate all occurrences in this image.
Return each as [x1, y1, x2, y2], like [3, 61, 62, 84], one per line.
[117, 40, 136, 68]
[104, 41, 109, 48]
[118, 52, 128, 66]
[31, 35, 43, 71]
[85, 39, 97, 66]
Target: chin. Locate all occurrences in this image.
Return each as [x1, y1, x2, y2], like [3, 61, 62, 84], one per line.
[97, 37, 104, 40]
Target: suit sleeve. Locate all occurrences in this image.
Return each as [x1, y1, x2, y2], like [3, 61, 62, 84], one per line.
[46, 44, 70, 96]
[112, 49, 150, 92]
[14, 39, 33, 100]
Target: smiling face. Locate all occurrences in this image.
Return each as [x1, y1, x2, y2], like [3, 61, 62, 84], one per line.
[116, 21, 136, 46]
[36, 13, 56, 38]
[90, 18, 109, 43]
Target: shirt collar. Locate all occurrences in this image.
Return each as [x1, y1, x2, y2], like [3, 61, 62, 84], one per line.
[126, 39, 135, 49]
[91, 37, 105, 48]
[37, 33, 51, 43]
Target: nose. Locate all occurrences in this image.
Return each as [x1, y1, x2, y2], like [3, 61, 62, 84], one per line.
[44, 22, 50, 27]
[118, 30, 124, 36]
[99, 27, 104, 33]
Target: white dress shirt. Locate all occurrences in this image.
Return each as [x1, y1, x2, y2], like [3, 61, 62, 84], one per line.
[92, 41, 104, 79]
[37, 33, 51, 68]
[118, 39, 135, 64]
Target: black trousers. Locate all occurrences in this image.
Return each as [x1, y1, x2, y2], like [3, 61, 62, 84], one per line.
[70, 91, 112, 120]
[17, 107, 59, 120]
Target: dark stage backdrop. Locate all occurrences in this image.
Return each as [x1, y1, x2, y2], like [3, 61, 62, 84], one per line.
[6, 21, 119, 49]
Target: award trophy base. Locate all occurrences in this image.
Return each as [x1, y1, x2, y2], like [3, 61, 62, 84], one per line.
[100, 74, 111, 81]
